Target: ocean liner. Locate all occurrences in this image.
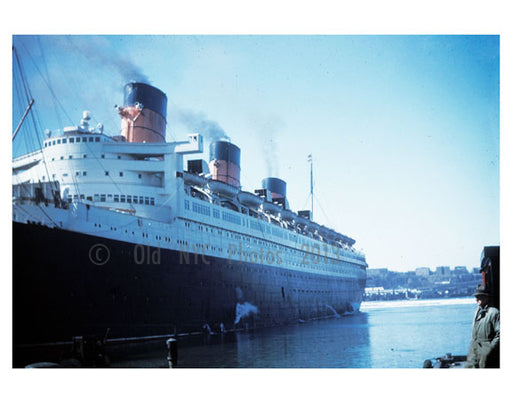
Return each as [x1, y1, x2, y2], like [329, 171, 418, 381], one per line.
[13, 80, 367, 352]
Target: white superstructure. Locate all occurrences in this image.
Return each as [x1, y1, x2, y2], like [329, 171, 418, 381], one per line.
[13, 110, 366, 282]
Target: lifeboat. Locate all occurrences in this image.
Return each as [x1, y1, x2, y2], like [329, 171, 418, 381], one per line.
[307, 221, 321, 233]
[262, 200, 282, 215]
[335, 234, 356, 246]
[294, 215, 308, 227]
[319, 226, 335, 240]
[208, 179, 240, 198]
[238, 191, 263, 209]
[280, 209, 296, 222]
[183, 171, 208, 187]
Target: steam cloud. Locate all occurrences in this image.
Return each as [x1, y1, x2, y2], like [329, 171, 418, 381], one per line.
[234, 302, 258, 325]
[175, 108, 230, 142]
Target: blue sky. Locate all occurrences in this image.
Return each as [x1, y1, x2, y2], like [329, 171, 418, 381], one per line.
[12, 35, 500, 271]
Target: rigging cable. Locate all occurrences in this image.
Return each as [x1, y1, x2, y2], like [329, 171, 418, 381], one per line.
[12, 46, 59, 227]
[37, 36, 64, 131]
[13, 46, 54, 190]
[18, 40, 75, 128]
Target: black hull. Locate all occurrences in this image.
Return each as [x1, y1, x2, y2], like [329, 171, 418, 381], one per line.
[13, 221, 364, 347]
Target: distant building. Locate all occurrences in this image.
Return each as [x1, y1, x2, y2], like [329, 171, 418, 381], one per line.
[367, 268, 389, 277]
[453, 266, 468, 274]
[473, 267, 481, 274]
[364, 287, 385, 295]
[436, 266, 450, 276]
[415, 267, 431, 276]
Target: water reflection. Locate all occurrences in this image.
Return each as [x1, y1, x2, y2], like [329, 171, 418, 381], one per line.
[21, 301, 473, 368]
[228, 313, 371, 368]
[110, 313, 371, 368]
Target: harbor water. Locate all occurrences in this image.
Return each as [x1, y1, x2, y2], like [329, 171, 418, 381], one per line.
[110, 297, 476, 368]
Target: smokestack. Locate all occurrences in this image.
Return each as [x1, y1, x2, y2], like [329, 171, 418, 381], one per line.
[261, 177, 288, 208]
[119, 83, 167, 143]
[209, 141, 241, 188]
[262, 177, 286, 199]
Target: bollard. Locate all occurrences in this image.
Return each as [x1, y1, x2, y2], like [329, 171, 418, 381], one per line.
[166, 338, 178, 368]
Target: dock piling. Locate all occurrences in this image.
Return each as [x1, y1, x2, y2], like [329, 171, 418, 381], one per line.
[166, 338, 178, 368]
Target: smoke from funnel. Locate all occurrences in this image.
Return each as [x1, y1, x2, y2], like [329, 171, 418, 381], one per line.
[262, 138, 279, 177]
[17, 35, 151, 140]
[175, 108, 230, 142]
[249, 113, 284, 177]
[61, 36, 150, 84]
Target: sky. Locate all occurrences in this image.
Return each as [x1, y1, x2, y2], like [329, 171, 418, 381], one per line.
[11, 34, 500, 272]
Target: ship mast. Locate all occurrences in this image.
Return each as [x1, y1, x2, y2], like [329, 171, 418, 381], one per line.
[12, 46, 35, 141]
[309, 153, 313, 219]
[12, 99, 34, 141]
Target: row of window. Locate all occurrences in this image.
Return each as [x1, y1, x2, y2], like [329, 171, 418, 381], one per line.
[192, 201, 211, 216]
[185, 199, 292, 239]
[105, 171, 128, 177]
[92, 222, 172, 243]
[185, 199, 287, 239]
[44, 136, 102, 147]
[45, 171, 143, 180]
[222, 211, 242, 225]
[186, 201, 243, 227]
[69, 194, 155, 205]
[183, 198, 363, 261]
[52, 155, 88, 161]
[180, 218, 358, 275]
[51, 154, 124, 160]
